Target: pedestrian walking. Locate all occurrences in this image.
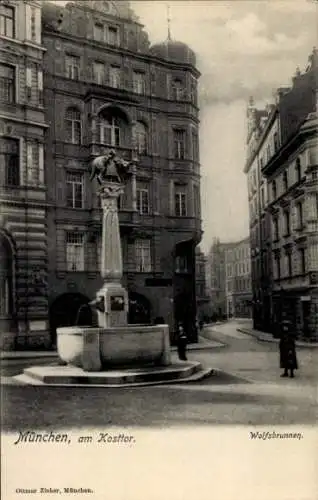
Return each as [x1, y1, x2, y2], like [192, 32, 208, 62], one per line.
[279, 320, 298, 378]
[177, 322, 188, 361]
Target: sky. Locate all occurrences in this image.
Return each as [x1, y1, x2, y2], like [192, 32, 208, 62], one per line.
[52, 0, 317, 252]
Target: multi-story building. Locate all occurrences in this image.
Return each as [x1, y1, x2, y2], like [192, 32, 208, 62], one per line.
[224, 237, 252, 319]
[207, 238, 227, 318]
[245, 48, 318, 338]
[195, 246, 210, 320]
[0, 0, 48, 349]
[42, 0, 202, 345]
[245, 98, 275, 331]
[207, 237, 252, 319]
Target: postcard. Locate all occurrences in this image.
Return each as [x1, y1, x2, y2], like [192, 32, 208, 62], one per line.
[1, 1, 317, 499]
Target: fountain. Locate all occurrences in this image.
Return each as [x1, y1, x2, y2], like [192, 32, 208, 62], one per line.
[17, 150, 211, 386]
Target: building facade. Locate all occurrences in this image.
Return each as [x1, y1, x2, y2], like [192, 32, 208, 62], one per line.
[42, 0, 202, 345]
[207, 237, 252, 319]
[245, 48, 318, 339]
[0, 0, 49, 349]
[207, 238, 227, 319]
[195, 246, 210, 320]
[224, 237, 252, 319]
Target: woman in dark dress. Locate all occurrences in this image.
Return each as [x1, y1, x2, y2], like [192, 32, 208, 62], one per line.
[279, 320, 298, 378]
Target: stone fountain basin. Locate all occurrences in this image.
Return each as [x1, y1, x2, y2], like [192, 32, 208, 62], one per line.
[57, 324, 171, 371]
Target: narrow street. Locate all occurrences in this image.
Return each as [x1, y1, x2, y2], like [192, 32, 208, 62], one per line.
[196, 320, 318, 386]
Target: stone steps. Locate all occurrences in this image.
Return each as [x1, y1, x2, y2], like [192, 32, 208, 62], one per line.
[13, 362, 214, 387]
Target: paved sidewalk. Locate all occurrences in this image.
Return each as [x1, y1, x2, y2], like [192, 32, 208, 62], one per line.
[237, 326, 318, 348]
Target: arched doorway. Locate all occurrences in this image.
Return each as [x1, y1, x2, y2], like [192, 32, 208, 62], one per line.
[49, 293, 91, 345]
[128, 292, 151, 325]
[0, 231, 15, 331]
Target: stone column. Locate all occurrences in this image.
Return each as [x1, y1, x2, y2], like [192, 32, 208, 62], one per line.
[95, 182, 129, 328]
[99, 183, 125, 282]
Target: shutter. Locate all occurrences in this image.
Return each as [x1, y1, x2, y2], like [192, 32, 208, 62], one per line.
[123, 59, 130, 90]
[56, 168, 65, 204]
[291, 205, 297, 231]
[38, 144, 44, 184]
[37, 70, 43, 90]
[153, 177, 160, 214]
[19, 138, 25, 186]
[151, 115, 158, 155]
[35, 8, 41, 43]
[123, 26, 129, 49]
[169, 180, 174, 216]
[26, 67, 32, 87]
[25, 4, 32, 40]
[166, 73, 171, 100]
[150, 66, 156, 96]
[27, 143, 33, 184]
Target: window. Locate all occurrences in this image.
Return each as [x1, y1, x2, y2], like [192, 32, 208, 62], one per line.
[267, 145, 271, 162]
[296, 158, 301, 183]
[296, 202, 303, 229]
[283, 210, 290, 236]
[193, 184, 200, 217]
[261, 187, 265, 209]
[175, 185, 187, 216]
[94, 23, 104, 41]
[66, 232, 84, 271]
[136, 186, 149, 214]
[0, 64, 15, 103]
[26, 67, 32, 99]
[0, 5, 14, 38]
[133, 121, 147, 154]
[0, 277, 10, 316]
[66, 172, 84, 208]
[65, 108, 81, 144]
[174, 129, 185, 159]
[175, 255, 188, 273]
[192, 130, 199, 161]
[39, 144, 44, 184]
[107, 26, 119, 46]
[272, 217, 279, 240]
[109, 66, 121, 88]
[93, 62, 105, 85]
[135, 239, 151, 272]
[31, 7, 36, 42]
[273, 132, 279, 152]
[0, 137, 19, 186]
[190, 74, 197, 104]
[65, 55, 80, 80]
[298, 248, 306, 275]
[274, 253, 281, 280]
[27, 142, 39, 185]
[133, 71, 145, 95]
[99, 116, 120, 146]
[172, 79, 183, 101]
[38, 69, 43, 104]
[283, 170, 288, 191]
[272, 180, 277, 200]
[286, 252, 292, 277]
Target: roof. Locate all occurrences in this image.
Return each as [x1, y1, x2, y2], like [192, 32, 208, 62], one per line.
[149, 39, 196, 66]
